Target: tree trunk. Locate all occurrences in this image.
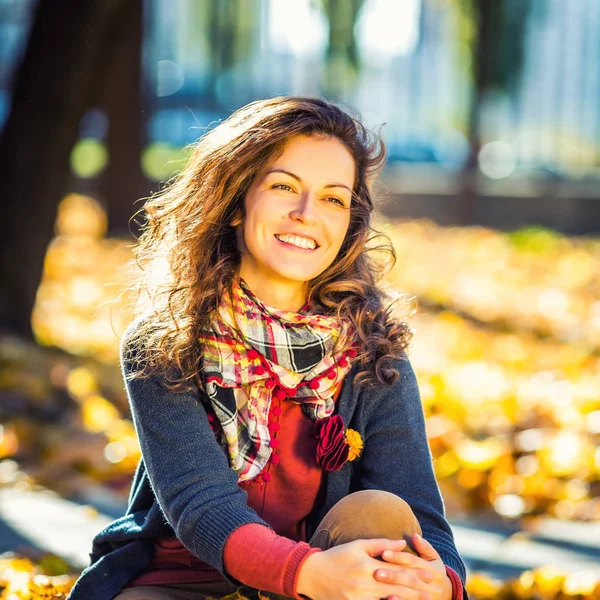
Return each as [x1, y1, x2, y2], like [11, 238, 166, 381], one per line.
[320, 0, 365, 98]
[458, 0, 488, 225]
[98, 0, 148, 238]
[458, 0, 529, 224]
[0, 0, 134, 337]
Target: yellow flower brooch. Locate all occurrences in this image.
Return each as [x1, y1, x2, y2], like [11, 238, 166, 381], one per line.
[345, 428, 364, 461]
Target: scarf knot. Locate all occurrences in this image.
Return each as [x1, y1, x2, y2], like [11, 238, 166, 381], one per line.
[198, 279, 357, 482]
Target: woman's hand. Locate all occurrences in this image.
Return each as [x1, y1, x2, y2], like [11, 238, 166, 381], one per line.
[296, 538, 437, 600]
[375, 533, 453, 600]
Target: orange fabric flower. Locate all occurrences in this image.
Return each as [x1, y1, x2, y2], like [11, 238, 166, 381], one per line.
[345, 428, 363, 461]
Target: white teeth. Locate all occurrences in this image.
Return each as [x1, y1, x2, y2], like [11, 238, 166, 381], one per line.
[275, 234, 317, 249]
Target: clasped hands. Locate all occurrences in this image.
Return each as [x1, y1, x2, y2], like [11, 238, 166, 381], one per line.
[297, 533, 453, 600]
[373, 533, 453, 600]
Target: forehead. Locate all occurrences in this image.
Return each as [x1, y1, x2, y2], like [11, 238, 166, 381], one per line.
[265, 135, 356, 188]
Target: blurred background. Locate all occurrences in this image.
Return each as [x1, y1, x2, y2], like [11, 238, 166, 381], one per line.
[0, 1, 600, 598]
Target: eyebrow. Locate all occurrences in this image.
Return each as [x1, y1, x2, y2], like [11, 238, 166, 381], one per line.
[264, 168, 353, 194]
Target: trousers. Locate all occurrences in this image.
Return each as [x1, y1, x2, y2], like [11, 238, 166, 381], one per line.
[112, 490, 422, 600]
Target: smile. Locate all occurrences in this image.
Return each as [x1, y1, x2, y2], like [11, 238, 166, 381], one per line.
[274, 233, 319, 250]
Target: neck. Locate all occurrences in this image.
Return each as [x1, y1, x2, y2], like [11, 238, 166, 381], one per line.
[236, 274, 308, 312]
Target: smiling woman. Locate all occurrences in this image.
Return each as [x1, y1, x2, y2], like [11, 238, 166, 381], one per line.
[67, 97, 467, 600]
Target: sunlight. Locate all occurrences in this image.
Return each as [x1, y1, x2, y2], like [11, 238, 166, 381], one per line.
[357, 0, 421, 65]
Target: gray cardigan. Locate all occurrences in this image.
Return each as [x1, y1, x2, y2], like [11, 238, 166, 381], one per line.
[67, 325, 467, 599]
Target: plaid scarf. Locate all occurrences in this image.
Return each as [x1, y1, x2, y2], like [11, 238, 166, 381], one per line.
[198, 278, 356, 482]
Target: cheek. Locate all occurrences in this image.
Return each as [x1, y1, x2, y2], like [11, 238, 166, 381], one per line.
[240, 205, 276, 254]
[327, 218, 351, 253]
[245, 196, 278, 231]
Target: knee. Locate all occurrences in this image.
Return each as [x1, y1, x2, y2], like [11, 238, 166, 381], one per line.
[341, 490, 420, 528]
[338, 489, 416, 519]
[313, 489, 422, 549]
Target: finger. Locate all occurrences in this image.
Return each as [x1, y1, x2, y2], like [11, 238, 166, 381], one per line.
[378, 564, 433, 585]
[360, 537, 407, 557]
[373, 565, 434, 589]
[403, 533, 420, 555]
[412, 533, 441, 561]
[374, 579, 434, 600]
[381, 549, 429, 570]
[386, 583, 444, 600]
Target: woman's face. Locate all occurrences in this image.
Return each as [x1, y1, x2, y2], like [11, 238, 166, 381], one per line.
[237, 134, 355, 310]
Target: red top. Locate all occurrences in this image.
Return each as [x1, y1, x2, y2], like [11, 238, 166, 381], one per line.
[127, 384, 464, 599]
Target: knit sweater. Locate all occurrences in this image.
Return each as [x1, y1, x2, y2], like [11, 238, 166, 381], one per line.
[66, 322, 469, 600]
[126, 385, 329, 589]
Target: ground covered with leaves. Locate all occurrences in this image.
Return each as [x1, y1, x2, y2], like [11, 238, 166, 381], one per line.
[1, 200, 599, 598]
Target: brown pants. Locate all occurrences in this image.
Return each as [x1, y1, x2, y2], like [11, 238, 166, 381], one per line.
[113, 490, 422, 600]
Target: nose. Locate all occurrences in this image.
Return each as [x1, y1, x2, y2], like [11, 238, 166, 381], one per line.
[289, 191, 317, 226]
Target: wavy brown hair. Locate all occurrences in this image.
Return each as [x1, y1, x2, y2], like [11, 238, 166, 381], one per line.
[122, 96, 413, 391]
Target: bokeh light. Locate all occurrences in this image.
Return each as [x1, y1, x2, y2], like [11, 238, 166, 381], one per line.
[69, 139, 109, 179]
[141, 142, 187, 181]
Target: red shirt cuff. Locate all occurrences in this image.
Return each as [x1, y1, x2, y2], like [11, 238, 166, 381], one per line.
[291, 547, 321, 599]
[445, 565, 464, 600]
[223, 523, 314, 597]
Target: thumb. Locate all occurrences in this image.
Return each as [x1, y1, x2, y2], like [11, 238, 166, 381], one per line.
[360, 537, 407, 557]
[412, 534, 441, 561]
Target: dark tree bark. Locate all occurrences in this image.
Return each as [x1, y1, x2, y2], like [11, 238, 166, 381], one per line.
[204, 0, 256, 109]
[320, 0, 365, 98]
[0, 0, 138, 337]
[458, 0, 530, 224]
[458, 0, 492, 225]
[97, 0, 148, 238]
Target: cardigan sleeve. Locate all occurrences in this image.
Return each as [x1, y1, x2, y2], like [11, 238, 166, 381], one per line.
[119, 320, 271, 576]
[357, 355, 468, 597]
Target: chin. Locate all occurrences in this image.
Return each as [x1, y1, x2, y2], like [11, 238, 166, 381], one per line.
[270, 262, 323, 282]
[275, 269, 320, 283]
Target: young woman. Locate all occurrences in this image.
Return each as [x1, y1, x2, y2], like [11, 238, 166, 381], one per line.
[67, 97, 468, 600]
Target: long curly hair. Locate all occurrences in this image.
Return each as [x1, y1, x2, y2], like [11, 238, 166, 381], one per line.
[123, 96, 413, 392]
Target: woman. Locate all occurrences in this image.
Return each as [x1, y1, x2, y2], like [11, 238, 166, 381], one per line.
[67, 97, 467, 600]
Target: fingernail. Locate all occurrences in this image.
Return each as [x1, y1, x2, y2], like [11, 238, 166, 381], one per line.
[383, 550, 393, 559]
[376, 569, 388, 580]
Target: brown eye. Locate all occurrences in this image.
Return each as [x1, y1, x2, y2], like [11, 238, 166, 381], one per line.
[273, 183, 294, 192]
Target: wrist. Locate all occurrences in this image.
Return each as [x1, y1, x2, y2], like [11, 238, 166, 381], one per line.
[444, 573, 454, 600]
[443, 570, 455, 600]
[295, 550, 321, 599]
[444, 565, 463, 600]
